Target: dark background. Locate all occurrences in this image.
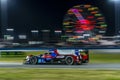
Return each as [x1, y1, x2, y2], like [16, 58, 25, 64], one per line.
[1, 0, 115, 37]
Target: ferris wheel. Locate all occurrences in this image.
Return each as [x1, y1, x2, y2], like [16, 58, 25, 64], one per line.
[63, 5, 107, 42]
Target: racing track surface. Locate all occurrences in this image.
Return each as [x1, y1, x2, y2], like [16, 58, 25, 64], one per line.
[0, 62, 120, 69]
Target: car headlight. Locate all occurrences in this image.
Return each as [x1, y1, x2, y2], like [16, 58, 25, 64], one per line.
[26, 56, 30, 60]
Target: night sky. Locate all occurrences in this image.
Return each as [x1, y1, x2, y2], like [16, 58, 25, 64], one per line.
[1, 0, 115, 36]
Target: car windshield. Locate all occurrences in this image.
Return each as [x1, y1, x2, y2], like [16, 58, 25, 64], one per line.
[57, 49, 75, 55]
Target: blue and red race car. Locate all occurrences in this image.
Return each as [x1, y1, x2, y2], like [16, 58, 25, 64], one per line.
[24, 49, 89, 65]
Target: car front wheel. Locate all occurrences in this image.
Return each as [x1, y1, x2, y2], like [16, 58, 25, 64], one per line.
[65, 56, 74, 65]
[29, 56, 38, 64]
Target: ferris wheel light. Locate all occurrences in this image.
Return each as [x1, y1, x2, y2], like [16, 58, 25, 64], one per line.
[63, 5, 107, 41]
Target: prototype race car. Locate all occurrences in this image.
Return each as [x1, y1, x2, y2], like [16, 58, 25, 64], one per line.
[24, 49, 89, 65]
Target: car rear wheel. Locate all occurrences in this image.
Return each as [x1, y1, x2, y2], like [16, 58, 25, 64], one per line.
[29, 56, 38, 64]
[77, 59, 82, 65]
[65, 56, 74, 65]
[83, 60, 89, 63]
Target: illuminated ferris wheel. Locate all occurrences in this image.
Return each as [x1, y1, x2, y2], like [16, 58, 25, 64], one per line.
[63, 5, 107, 42]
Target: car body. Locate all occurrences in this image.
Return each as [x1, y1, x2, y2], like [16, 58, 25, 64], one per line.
[24, 49, 89, 65]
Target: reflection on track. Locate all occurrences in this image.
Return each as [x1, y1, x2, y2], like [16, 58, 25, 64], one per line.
[0, 62, 120, 69]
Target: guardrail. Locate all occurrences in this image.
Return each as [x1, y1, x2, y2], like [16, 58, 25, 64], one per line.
[0, 47, 120, 57]
[0, 47, 120, 52]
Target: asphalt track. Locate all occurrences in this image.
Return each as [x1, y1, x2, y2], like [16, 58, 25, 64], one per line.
[0, 62, 120, 69]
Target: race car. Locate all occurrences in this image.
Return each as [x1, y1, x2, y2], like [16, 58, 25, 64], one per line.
[23, 49, 89, 65]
